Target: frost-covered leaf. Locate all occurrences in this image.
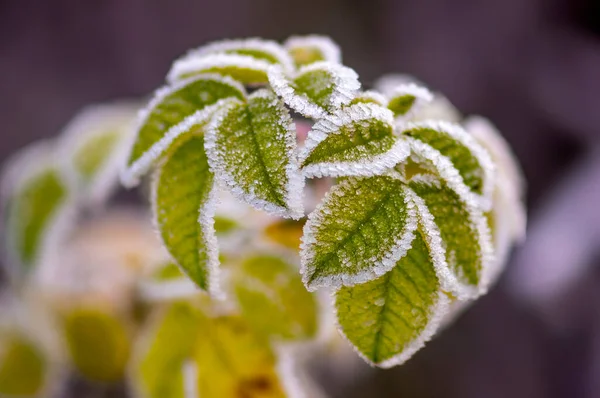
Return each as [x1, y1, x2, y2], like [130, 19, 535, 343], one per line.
[465, 116, 526, 284]
[0, 333, 48, 397]
[122, 75, 245, 187]
[153, 135, 221, 296]
[133, 301, 205, 398]
[268, 61, 360, 119]
[400, 120, 495, 209]
[63, 308, 131, 382]
[284, 35, 341, 66]
[205, 89, 303, 219]
[301, 175, 417, 291]
[6, 169, 68, 270]
[386, 83, 433, 117]
[234, 255, 318, 340]
[407, 176, 493, 299]
[2, 144, 72, 273]
[59, 102, 138, 204]
[300, 103, 409, 178]
[465, 116, 526, 241]
[168, 54, 274, 86]
[175, 38, 295, 74]
[411, 94, 462, 123]
[348, 90, 387, 106]
[335, 231, 449, 367]
[194, 316, 288, 398]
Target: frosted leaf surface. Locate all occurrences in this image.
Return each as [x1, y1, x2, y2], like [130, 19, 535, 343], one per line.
[268, 61, 360, 119]
[180, 37, 295, 72]
[407, 176, 493, 299]
[234, 255, 318, 340]
[132, 301, 206, 398]
[386, 83, 433, 118]
[301, 175, 417, 291]
[400, 120, 495, 210]
[153, 135, 221, 296]
[122, 74, 245, 187]
[205, 89, 303, 219]
[168, 54, 273, 85]
[348, 90, 387, 106]
[335, 231, 450, 367]
[284, 35, 341, 66]
[300, 103, 409, 178]
[194, 316, 288, 398]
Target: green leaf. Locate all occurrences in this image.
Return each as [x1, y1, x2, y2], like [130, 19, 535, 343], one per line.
[284, 35, 341, 66]
[122, 75, 245, 187]
[194, 316, 288, 398]
[0, 333, 48, 396]
[153, 135, 221, 296]
[133, 301, 206, 398]
[234, 255, 318, 340]
[400, 120, 495, 209]
[268, 61, 360, 119]
[348, 90, 387, 106]
[205, 89, 303, 219]
[175, 38, 295, 72]
[300, 103, 409, 178]
[4, 160, 70, 271]
[386, 83, 432, 117]
[73, 131, 120, 182]
[407, 176, 493, 299]
[335, 231, 449, 367]
[60, 102, 137, 204]
[168, 54, 273, 85]
[63, 308, 131, 382]
[301, 175, 417, 291]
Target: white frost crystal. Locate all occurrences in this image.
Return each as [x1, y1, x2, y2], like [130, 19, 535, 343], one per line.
[268, 61, 360, 119]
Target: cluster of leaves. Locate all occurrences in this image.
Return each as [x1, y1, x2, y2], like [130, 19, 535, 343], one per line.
[120, 35, 523, 369]
[0, 34, 526, 398]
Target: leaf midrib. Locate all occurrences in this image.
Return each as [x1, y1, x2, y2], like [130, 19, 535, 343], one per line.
[242, 106, 287, 208]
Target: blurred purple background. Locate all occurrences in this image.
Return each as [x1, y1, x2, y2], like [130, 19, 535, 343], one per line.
[1, 0, 599, 397]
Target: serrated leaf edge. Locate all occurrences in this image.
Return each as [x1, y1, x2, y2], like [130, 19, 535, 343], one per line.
[121, 99, 232, 188]
[204, 92, 304, 219]
[300, 102, 409, 178]
[401, 120, 496, 211]
[268, 61, 360, 119]
[405, 175, 494, 299]
[332, 288, 451, 368]
[300, 178, 418, 291]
